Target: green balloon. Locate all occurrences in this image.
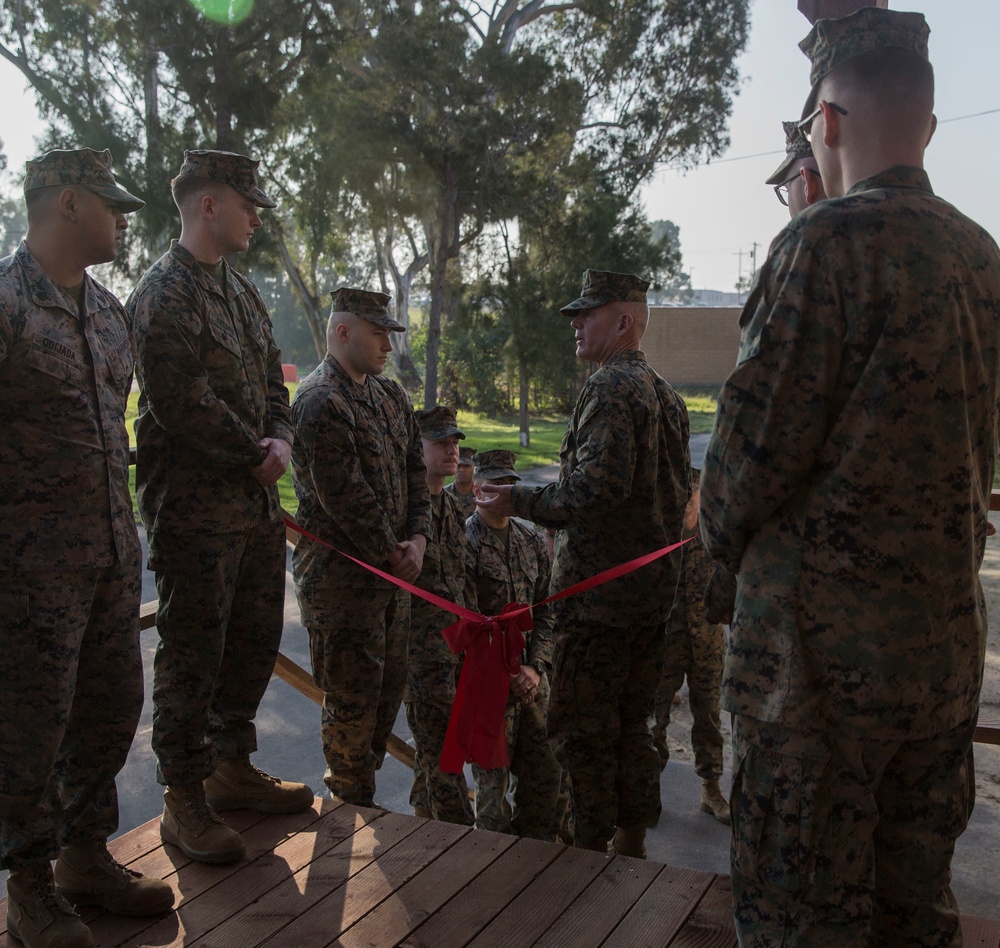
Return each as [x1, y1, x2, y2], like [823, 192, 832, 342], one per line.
[189, 0, 254, 26]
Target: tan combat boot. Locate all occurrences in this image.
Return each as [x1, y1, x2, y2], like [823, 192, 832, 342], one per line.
[204, 757, 314, 814]
[700, 778, 731, 825]
[54, 840, 174, 917]
[160, 784, 246, 863]
[611, 825, 647, 859]
[412, 805, 433, 819]
[6, 863, 93, 948]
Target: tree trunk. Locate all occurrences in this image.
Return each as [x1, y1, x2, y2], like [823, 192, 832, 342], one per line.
[376, 231, 425, 392]
[275, 229, 327, 359]
[518, 352, 531, 448]
[214, 28, 233, 148]
[424, 154, 461, 407]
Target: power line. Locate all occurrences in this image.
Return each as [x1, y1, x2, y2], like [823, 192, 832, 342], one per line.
[659, 106, 1000, 174]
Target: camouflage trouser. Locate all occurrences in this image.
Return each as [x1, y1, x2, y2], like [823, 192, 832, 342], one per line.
[653, 615, 725, 779]
[547, 621, 664, 844]
[731, 713, 977, 948]
[148, 521, 285, 787]
[472, 673, 563, 841]
[405, 659, 473, 825]
[0, 559, 142, 870]
[299, 581, 409, 805]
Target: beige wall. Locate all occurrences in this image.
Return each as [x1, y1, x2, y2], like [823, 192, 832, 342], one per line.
[643, 306, 742, 386]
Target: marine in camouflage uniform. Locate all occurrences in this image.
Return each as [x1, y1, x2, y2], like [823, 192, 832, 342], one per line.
[130, 150, 311, 865]
[291, 287, 431, 806]
[482, 271, 690, 855]
[700, 11, 1000, 946]
[404, 406, 475, 825]
[1, 149, 173, 945]
[444, 446, 477, 521]
[467, 450, 561, 842]
[652, 469, 729, 825]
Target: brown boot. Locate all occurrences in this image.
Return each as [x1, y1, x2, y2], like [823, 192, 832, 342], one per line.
[412, 805, 433, 819]
[204, 757, 314, 814]
[54, 840, 174, 917]
[612, 825, 647, 859]
[6, 863, 93, 948]
[161, 784, 246, 863]
[700, 778, 731, 825]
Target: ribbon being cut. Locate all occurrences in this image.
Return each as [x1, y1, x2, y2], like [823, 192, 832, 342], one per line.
[284, 517, 691, 774]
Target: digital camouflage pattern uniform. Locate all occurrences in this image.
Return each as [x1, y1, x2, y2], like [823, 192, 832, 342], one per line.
[509, 272, 691, 844]
[405, 406, 475, 825]
[466, 509, 560, 841]
[444, 447, 478, 521]
[652, 532, 725, 782]
[292, 289, 431, 805]
[129, 151, 291, 790]
[700, 11, 1000, 946]
[0, 149, 145, 869]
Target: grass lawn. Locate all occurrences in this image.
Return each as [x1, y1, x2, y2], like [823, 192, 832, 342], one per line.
[125, 382, 721, 518]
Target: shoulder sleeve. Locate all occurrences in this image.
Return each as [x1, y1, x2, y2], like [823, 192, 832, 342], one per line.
[700, 224, 842, 570]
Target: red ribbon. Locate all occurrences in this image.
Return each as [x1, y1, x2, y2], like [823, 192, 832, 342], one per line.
[284, 517, 691, 771]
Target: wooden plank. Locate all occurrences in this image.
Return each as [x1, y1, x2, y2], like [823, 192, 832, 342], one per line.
[330, 824, 518, 948]
[601, 865, 718, 948]
[264, 818, 470, 946]
[531, 855, 663, 948]
[669, 874, 737, 948]
[110, 799, 377, 948]
[465, 846, 612, 948]
[399, 835, 564, 947]
[139, 598, 158, 631]
[964, 915, 1000, 948]
[974, 723, 1000, 746]
[181, 810, 422, 948]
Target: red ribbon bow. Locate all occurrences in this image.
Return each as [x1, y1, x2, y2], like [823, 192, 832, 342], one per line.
[439, 603, 534, 773]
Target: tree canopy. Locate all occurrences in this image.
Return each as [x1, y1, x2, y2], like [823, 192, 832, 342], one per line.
[1, 0, 750, 407]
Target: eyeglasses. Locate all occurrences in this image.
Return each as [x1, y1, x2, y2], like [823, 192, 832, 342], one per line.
[773, 167, 821, 207]
[797, 101, 848, 144]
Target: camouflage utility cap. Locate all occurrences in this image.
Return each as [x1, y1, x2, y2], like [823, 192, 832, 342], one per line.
[476, 449, 520, 482]
[23, 148, 145, 212]
[765, 121, 814, 185]
[416, 405, 466, 441]
[560, 269, 650, 317]
[175, 149, 277, 208]
[800, 7, 929, 108]
[331, 286, 404, 331]
[458, 446, 477, 465]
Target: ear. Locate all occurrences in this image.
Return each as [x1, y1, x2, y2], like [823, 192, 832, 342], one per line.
[820, 100, 841, 148]
[926, 112, 938, 147]
[201, 193, 218, 220]
[617, 310, 634, 335]
[58, 187, 80, 221]
[803, 167, 823, 206]
[335, 321, 351, 344]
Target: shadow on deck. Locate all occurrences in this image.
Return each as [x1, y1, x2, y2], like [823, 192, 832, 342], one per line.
[2, 800, 998, 947]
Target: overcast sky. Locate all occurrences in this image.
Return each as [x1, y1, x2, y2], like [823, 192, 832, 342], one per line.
[3, 1, 998, 293]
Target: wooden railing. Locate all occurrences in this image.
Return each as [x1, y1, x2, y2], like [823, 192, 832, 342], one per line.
[135, 495, 1000, 753]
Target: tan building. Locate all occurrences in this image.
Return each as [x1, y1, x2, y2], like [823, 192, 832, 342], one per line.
[643, 306, 741, 387]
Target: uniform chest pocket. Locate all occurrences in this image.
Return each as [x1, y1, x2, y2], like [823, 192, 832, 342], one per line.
[206, 314, 243, 357]
[25, 333, 87, 388]
[105, 337, 134, 393]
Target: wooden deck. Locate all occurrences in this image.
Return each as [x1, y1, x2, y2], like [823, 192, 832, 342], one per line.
[2, 800, 998, 948]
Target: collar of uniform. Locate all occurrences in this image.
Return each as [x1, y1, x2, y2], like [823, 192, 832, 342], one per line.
[168, 239, 244, 303]
[603, 348, 647, 368]
[324, 352, 377, 402]
[17, 240, 101, 318]
[845, 165, 932, 199]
